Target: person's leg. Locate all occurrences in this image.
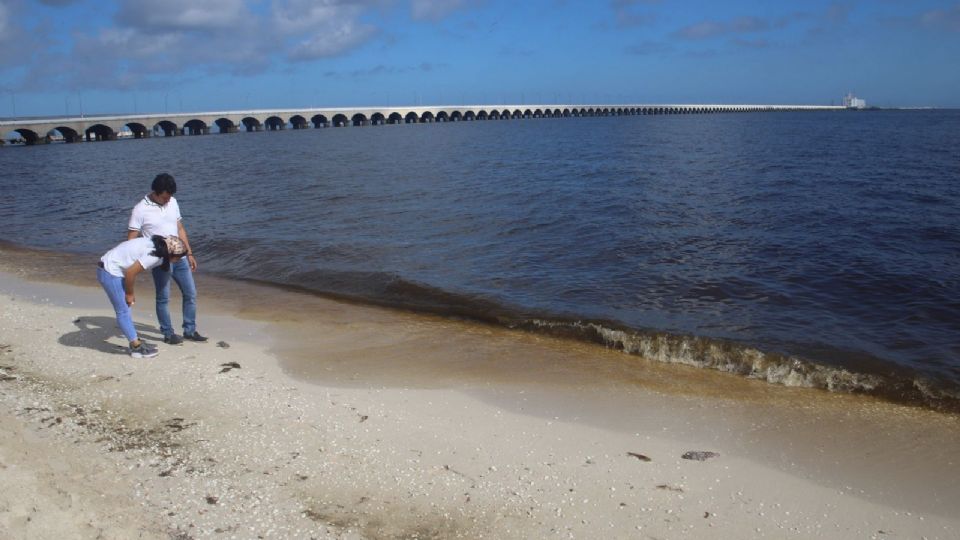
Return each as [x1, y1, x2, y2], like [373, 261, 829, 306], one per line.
[97, 268, 138, 343]
[170, 258, 198, 335]
[152, 265, 175, 338]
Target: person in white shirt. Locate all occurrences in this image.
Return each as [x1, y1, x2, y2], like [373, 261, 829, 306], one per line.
[98, 235, 188, 358]
[127, 173, 207, 345]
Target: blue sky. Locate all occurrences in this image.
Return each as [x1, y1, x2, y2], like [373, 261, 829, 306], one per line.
[1, 0, 958, 117]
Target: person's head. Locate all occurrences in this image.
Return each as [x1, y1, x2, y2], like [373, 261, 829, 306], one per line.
[150, 173, 177, 205]
[150, 235, 187, 271]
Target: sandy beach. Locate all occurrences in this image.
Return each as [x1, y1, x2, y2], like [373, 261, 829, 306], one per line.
[1, 247, 958, 539]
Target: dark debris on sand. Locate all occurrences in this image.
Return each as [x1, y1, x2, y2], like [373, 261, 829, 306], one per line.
[681, 451, 719, 461]
[218, 362, 241, 374]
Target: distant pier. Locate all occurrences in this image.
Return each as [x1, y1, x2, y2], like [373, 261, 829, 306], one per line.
[0, 103, 845, 145]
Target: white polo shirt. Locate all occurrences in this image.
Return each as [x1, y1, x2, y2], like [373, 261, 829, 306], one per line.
[128, 194, 182, 238]
[100, 237, 162, 277]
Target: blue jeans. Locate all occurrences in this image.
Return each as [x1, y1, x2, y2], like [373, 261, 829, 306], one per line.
[152, 257, 198, 337]
[98, 267, 138, 342]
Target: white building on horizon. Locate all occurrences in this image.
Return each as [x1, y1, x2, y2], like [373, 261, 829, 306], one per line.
[843, 92, 867, 109]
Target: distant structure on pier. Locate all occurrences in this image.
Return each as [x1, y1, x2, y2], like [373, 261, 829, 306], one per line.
[843, 92, 867, 109]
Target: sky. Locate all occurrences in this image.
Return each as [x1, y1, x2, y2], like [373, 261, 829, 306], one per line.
[0, 0, 958, 117]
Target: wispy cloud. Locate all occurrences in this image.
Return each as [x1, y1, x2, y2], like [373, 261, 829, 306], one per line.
[411, 0, 483, 22]
[731, 37, 770, 49]
[275, 0, 380, 61]
[0, 0, 45, 70]
[624, 40, 672, 56]
[116, 0, 250, 31]
[919, 3, 960, 32]
[673, 16, 768, 40]
[323, 62, 448, 79]
[610, 0, 659, 29]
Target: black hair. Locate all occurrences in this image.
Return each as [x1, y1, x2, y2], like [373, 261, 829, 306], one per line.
[150, 235, 173, 272]
[151, 173, 177, 195]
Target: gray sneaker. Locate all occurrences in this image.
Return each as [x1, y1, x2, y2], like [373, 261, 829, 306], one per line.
[163, 334, 184, 345]
[130, 342, 159, 359]
[183, 331, 208, 342]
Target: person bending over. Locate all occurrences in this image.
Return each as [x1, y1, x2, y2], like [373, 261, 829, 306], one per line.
[98, 235, 188, 358]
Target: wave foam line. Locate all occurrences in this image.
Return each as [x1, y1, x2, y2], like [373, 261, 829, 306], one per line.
[516, 319, 960, 412]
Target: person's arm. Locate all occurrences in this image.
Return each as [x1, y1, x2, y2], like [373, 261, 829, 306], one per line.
[127, 205, 142, 241]
[177, 220, 197, 271]
[122, 261, 145, 306]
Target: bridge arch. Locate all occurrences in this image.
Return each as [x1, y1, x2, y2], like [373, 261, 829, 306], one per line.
[183, 119, 208, 135]
[421, 111, 435, 123]
[387, 112, 403, 125]
[371, 112, 385, 125]
[50, 126, 81, 143]
[404, 112, 419, 124]
[242, 117, 263, 132]
[351, 113, 368, 127]
[85, 124, 116, 142]
[120, 122, 150, 139]
[450, 111, 462, 121]
[310, 114, 328, 128]
[290, 115, 308, 129]
[153, 120, 179, 136]
[436, 111, 449, 122]
[331, 114, 349, 127]
[4, 128, 38, 145]
[265, 116, 286, 130]
[215, 118, 238, 134]
[475, 110, 487, 120]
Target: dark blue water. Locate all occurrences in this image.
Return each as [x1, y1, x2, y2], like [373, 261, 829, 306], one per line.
[2, 110, 959, 408]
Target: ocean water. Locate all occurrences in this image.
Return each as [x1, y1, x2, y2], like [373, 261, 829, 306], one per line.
[2, 110, 959, 409]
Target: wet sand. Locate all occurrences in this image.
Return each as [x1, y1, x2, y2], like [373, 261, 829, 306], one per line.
[0, 245, 958, 539]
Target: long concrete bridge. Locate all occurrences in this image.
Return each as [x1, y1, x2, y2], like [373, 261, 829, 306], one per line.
[0, 103, 845, 145]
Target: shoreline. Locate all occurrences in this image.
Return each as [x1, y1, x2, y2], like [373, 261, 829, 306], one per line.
[3, 239, 956, 414]
[1, 251, 959, 538]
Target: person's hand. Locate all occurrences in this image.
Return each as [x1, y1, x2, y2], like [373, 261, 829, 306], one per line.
[125, 293, 135, 306]
[188, 254, 197, 271]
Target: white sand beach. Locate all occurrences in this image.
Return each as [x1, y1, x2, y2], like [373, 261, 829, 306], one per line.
[1, 248, 958, 539]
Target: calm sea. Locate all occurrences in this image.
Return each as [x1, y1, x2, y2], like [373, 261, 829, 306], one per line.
[2, 110, 959, 409]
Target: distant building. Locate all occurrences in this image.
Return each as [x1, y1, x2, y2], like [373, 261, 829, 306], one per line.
[843, 92, 867, 109]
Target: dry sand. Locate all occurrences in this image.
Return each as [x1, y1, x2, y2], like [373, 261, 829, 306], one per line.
[0, 251, 958, 539]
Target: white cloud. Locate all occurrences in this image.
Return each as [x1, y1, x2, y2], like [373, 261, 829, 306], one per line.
[116, 0, 250, 31]
[288, 21, 377, 60]
[273, 0, 382, 60]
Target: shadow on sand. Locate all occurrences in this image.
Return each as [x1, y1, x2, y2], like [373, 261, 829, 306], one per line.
[59, 315, 164, 356]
